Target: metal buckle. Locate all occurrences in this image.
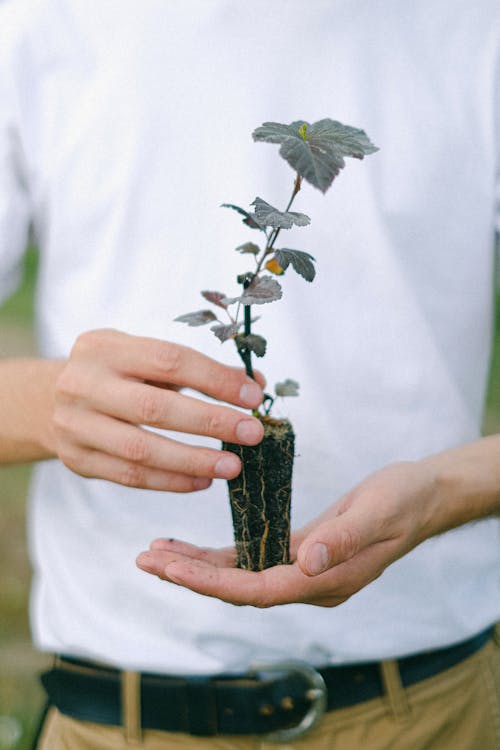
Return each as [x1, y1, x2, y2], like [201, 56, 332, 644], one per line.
[246, 660, 327, 743]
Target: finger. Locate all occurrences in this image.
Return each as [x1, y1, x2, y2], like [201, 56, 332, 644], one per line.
[153, 558, 343, 608]
[56, 409, 243, 479]
[137, 548, 238, 582]
[289, 530, 308, 561]
[148, 538, 236, 567]
[138, 537, 400, 606]
[87, 381, 264, 445]
[136, 546, 373, 606]
[67, 448, 212, 492]
[297, 508, 389, 576]
[136, 549, 197, 580]
[72, 330, 264, 408]
[148, 370, 266, 392]
[297, 510, 386, 576]
[301, 537, 402, 603]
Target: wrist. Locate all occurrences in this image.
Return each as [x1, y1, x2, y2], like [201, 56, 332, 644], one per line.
[38, 359, 67, 457]
[0, 358, 66, 463]
[419, 435, 500, 537]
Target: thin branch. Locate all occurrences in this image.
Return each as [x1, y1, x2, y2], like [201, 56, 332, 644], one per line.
[232, 175, 302, 392]
[234, 275, 255, 380]
[254, 174, 302, 276]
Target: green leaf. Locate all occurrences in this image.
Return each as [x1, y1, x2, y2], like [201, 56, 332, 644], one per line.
[235, 242, 260, 255]
[310, 118, 378, 159]
[250, 197, 310, 229]
[221, 203, 264, 230]
[275, 379, 300, 397]
[274, 249, 316, 282]
[253, 119, 379, 193]
[174, 310, 217, 327]
[252, 121, 307, 144]
[236, 334, 267, 358]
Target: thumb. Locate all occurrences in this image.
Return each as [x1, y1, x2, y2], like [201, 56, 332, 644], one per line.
[297, 511, 375, 577]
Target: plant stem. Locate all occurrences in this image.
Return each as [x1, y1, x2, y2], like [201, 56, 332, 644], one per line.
[236, 275, 255, 380]
[242, 302, 255, 379]
[254, 174, 302, 276]
[234, 174, 302, 392]
[244, 301, 252, 336]
[239, 348, 254, 380]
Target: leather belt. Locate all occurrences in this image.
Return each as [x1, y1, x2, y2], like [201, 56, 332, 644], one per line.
[41, 627, 492, 739]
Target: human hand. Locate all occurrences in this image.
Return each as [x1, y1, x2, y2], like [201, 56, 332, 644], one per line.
[52, 329, 264, 491]
[136, 460, 445, 605]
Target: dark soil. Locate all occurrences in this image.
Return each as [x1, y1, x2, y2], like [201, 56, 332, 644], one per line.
[223, 419, 295, 571]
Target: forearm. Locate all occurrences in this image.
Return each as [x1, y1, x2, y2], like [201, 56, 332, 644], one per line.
[0, 358, 65, 463]
[420, 433, 500, 537]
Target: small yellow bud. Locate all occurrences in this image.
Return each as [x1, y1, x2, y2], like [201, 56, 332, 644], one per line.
[298, 123, 308, 141]
[265, 258, 285, 275]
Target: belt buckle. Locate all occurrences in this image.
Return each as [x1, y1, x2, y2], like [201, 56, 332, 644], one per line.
[246, 660, 327, 743]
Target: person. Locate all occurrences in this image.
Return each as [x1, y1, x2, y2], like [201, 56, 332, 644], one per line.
[1, 1, 499, 748]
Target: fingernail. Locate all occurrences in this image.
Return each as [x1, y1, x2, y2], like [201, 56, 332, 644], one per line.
[239, 382, 263, 407]
[193, 478, 212, 490]
[214, 454, 241, 478]
[235, 419, 263, 445]
[305, 543, 329, 575]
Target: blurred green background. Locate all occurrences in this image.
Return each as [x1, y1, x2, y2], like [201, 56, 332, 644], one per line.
[0, 248, 499, 750]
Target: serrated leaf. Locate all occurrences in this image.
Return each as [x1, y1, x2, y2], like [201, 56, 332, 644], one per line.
[221, 203, 264, 230]
[221, 275, 283, 307]
[236, 334, 267, 358]
[265, 257, 285, 275]
[250, 197, 310, 229]
[275, 378, 300, 397]
[274, 249, 316, 282]
[174, 310, 218, 327]
[211, 322, 240, 342]
[241, 275, 283, 305]
[252, 121, 307, 144]
[219, 295, 239, 307]
[201, 291, 228, 309]
[310, 118, 378, 158]
[235, 242, 260, 255]
[253, 119, 378, 193]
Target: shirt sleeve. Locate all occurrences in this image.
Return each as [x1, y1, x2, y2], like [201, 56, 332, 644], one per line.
[0, 7, 32, 305]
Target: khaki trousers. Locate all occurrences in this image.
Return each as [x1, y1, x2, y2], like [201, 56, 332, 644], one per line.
[36, 638, 500, 750]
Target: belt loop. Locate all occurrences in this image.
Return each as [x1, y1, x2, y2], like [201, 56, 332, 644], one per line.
[121, 671, 142, 745]
[380, 660, 411, 724]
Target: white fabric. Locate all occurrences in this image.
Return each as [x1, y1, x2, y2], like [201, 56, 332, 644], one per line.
[1, 0, 500, 672]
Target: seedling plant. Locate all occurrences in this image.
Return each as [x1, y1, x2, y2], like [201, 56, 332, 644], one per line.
[176, 119, 378, 570]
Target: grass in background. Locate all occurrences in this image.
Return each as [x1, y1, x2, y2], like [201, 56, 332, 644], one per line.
[484, 286, 500, 434]
[0, 248, 46, 750]
[0, 248, 499, 750]
[0, 249, 38, 326]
